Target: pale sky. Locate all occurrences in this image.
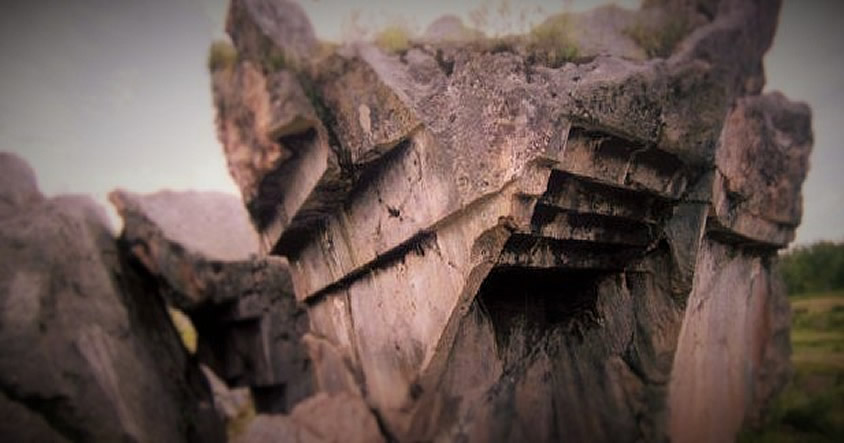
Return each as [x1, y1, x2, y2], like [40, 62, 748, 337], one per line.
[0, 0, 841, 244]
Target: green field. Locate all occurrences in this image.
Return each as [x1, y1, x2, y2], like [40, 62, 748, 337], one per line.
[740, 290, 844, 442]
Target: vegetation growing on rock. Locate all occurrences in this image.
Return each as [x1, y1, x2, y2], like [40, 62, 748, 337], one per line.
[624, 17, 690, 58]
[374, 26, 412, 54]
[208, 40, 238, 72]
[527, 12, 580, 67]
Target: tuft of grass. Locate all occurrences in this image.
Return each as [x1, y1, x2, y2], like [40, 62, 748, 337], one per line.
[624, 17, 690, 59]
[208, 37, 292, 74]
[374, 26, 411, 54]
[226, 398, 256, 440]
[527, 13, 580, 68]
[207, 40, 238, 72]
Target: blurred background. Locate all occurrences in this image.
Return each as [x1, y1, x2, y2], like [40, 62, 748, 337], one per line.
[1, 0, 842, 440]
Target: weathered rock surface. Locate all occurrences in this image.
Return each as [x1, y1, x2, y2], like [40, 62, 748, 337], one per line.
[668, 239, 792, 442]
[202, 365, 253, 424]
[209, 0, 810, 441]
[111, 189, 316, 413]
[711, 92, 812, 246]
[236, 392, 384, 443]
[0, 152, 43, 216]
[0, 154, 222, 442]
[227, 0, 317, 66]
[112, 189, 260, 261]
[110, 189, 261, 309]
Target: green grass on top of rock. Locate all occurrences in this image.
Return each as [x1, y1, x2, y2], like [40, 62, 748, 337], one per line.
[208, 40, 238, 72]
[527, 13, 580, 67]
[207, 37, 295, 75]
[624, 17, 690, 59]
[374, 26, 412, 54]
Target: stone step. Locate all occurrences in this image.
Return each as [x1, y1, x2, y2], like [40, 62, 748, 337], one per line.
[531, 170, 674, 224]
[496, 234, 645, 271]
[550, 128, 688, 199]
[528, 206, 655, 247]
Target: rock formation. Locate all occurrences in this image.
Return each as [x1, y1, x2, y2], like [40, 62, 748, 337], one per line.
[110, 189, 315, 413]
[208, 0, 811, 442]
[0, 0, 813, 442]
[0, 154, 223, 442]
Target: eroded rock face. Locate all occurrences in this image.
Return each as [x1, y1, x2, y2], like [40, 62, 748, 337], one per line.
[108, 187, 385, 439]
[208, 0, 809, 442]
[711, 92, 813, 246]
[111, 189, 315, 413]
[0, 154, 222, 443]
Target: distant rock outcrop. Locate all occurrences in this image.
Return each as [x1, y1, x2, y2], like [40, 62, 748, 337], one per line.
[0, 154, 223, 443]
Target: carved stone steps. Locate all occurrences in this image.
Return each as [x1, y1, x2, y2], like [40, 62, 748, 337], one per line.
[552, 128, 688, 199]
[528, 206, 655, 247]
[529, 170, 675, 225]
[496, 234, 645, 271]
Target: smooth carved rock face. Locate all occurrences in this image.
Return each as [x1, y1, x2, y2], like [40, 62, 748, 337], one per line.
[669, 239, 792, 442]
[211, 0, 808, 441]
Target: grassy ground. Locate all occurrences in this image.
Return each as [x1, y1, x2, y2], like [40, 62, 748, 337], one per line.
[740, 290, 844, 442]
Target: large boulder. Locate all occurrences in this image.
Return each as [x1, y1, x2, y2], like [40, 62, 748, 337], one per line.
[209, 0, 807, 442]
[0, 153, 222, 442]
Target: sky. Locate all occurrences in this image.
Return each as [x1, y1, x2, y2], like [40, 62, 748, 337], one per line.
[0, 0, 841, 244]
